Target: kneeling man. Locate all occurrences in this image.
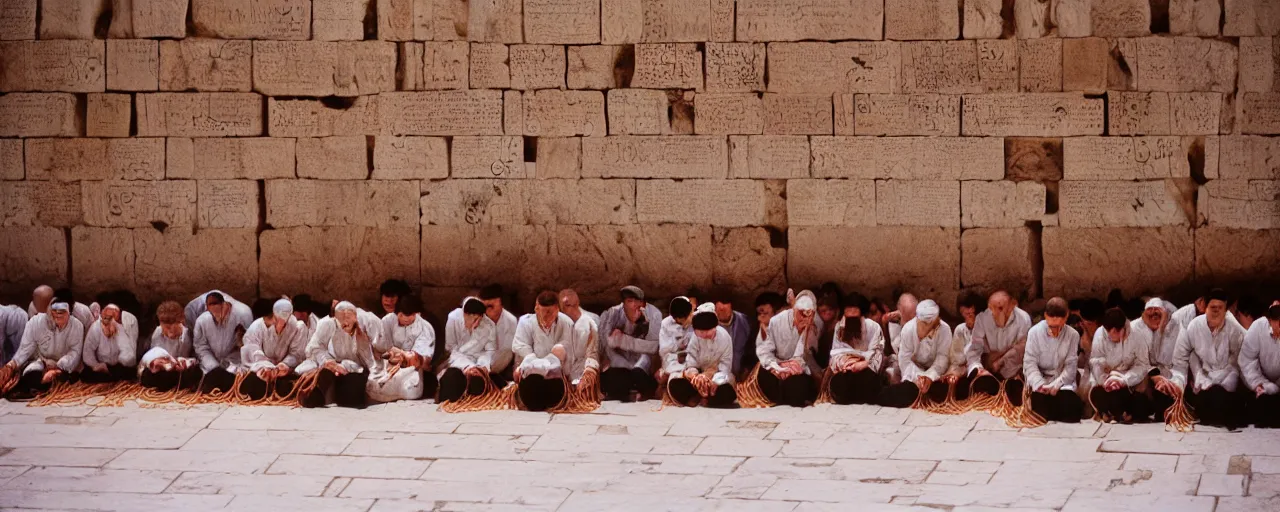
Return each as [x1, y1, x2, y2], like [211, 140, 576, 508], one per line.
[1025, 298, 1083, 423]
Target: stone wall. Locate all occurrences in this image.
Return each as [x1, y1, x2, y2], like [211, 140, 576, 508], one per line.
[1, 0, 1278, 313]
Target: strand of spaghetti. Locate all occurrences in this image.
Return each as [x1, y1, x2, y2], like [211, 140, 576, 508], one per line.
[734, 365, 774, 409]
[1164, 392, 1197, 432]
[814, 369, 834, 405]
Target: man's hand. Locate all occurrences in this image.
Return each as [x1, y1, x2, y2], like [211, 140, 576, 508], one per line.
[611, 328, 624, 339]
[41, 368, 61, 384]
[513, 368, 523, 383]
[464, 366, 486, 378]
[1043, 385, 1059, 396]
[770, 366, 790, 379]
[1258, 385, 1267, 398]
[386, 347, 405, 365]
[323, 360, 348, 376]
[276, 363, 290, 378]
[883, 310, 901, 324]
[781, 359, 804, 375]
[916, 376, 932, 391]
[1104, 379, 1124, 392]
[256, 367, 274, 381]
[1153, 375, 1180, 397]
[579, 367, 598, 391]
[148, 359, 168, 373]
[683, 367, 699, 379]
[850, 360, 869, 373]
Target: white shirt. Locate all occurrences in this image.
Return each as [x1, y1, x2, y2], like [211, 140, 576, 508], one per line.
[83, 317, 138, 368]
[27, 301, 93, 334]
[183, 291, 251, 330]
[564, 313, 599, 383]
[658, 316, 693, 376]
[830, 317, 884, 373]
[1, 305, 29, 364]
[1088, 325, 1151, 389]
[443, 305, 497, 374]
[490, 309, 518, 373]
[948, 323, 973, 376]
[1239, 320, 1280, 394]
[307, 310, 381, 373]
[964, 307, 1032, 377]
[1131, 317, 1181, 377]
[757, 309, 823, 374]
[1172, 314, 1246, 392]
[379, 313, 435, 359]
[599, 303, 663, 372]
[13, 314, 84, 373]
[512, 313, 573, 377]
[680, 327, 734, 385]
[141, 325, 193, 367]
[1023, 321, 1080, 392]
[242, 317, 307, 372]
[897, 319, 951, 383]
[193, 310, 249, 373]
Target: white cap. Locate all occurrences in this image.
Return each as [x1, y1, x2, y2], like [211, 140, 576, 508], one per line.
[1145, 298, 1164, 310]
[273, 298, 293, 319]
[335, 301, 357, 313]
[794, 291, 816, 311]
[916, 300, 940, 322]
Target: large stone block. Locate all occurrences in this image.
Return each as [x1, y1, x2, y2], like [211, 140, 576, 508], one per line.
[1169, 92, 1222, 135]
[582, 136, 729, 178]
[736, 0, 883, 41]
[106, 39, 157, 92]
[1220, 136, 1280, 179]
[608, 89, 671, 135]
[134, 228, 257, 303]
[566, 45, 622, 90]
[1043, 227, 1193, 298]
[371, 136, 449, 180]
[786, 179, 875, 226]
[534, 137, 581, 178]
[376, 0, 432, 41]
[136, 93, 263, 137]
[524, 0, 599, 43]
[636, 179, 767, 226]
[70, 226, 135, 296]
[25, 138, 165, 181]
[82, 180, 197, 228]
[401, 41, 470, 90]
[885, 0, 959, 40]
[712, 227, 787, 302]
[0, 93, 79, 137]
[1224, 0, 1280, 36]
[1238, 37, 1276, 93]
[1062, 37, 1109, 93]
[767, 42, 901, 95]
[520, 90, 606, 137]
[253, 41, 396, 97]
[964, 0, 1004, 38]
[0, 181, 81, 227]
[380, 90, 503, 135]
[0, 227, 67, 293]
[1130, 37, 1237, 93]
[1170, 0, 1221, 36]
[876, 180, 961, 227]
[763, 94, 832, 135]
[811, 136, 1004, 180]
[0, 40, 105, 92]
[844, 94, 960, 136]
[1091, 0, 1150, 37]
[1195, 228, 1280, 289]
[704, 42, 765, 93]
[962, 93, 1105, 136]
[1018, 38, 1061, 92]
[1052, 0, 1092, 37]
[1058, 180, 1190, 227]
[631, 43, 701, 89]
[451, 136, 525, 179]
[467, 0, 522, 42]
[86, 93, 130, 138]
[509, 45, 565, 90]
[961, 180, 1046, 228]
[789, 226, 960, 307]
[419, 224, 529, 289]
[0, 0, 36, 40]
[1242, 93, 1280, 134]
[526, 179, 637, 225]
[902, 40, 1017, 94]
[469, 43, 510, 89]
[728, 135, 809, 179]
[600, 0, 708, 43]
[159, 39, 253, 92]
[39, 0, 108, 39]
[1199, 180, 1280, 229]
[266, 180, 420, 229]
[296, 137, 368, 180]
[197, 180, 258, 229]
[312, 0, 369, 40]
[421, 180, 526, 225]
[1012, 0, 1051, 38]
[0, 139, 21, 180]
[1108, 91, 1171, 136]
[109, 0, 189, 38]
[961, 228, 1034, 294]
[268, 96, 381, 137]
[191, 0, 311, 39]
[694, 93, 764, 135]
[174, 138, 295, 180]
[1063, 136, 1188, 180]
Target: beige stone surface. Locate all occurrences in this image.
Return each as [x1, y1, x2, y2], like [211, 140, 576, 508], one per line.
[534, 138, 582, 179]
[38, 0, 108, 39]
[1170, 0, 1221, 36]
[902, 41, 1015, 94]
[82, 180, 197, 228]
[1242, 92, 1280, 134]
[875, 180, 961, 227]
[695, 93, 764, 135]
[736, 0, 884, 41]
[608, 89, 671, 135]
[158, 39, 253, 92]
[1238, 38, 1276, 93]
[1061, 37, 1109, 93]
[885, 0, 959, 40]
[1199, 180, 1280, 229]
[566, 45, 622, 90]
[1131, 37, 1237, 94]
[600, 0, 642, 44]
[847, 94, 960, 136]
[296, 137, 368, 180]
[191, 0, 311, 40]
[712, 227, 786, 300]
[421, 179, 527, 225]
[70, 226, 135, 296]
[1224, 0, 1280, 36]
[521, 90, 606, 137]
[528, 179, 636, 225]
[134, 227, 258, 302]
[25, 138, 165, 181]
[963, 93, 1104, 136]
[768, 42, 901, 95]
[106, 39, 157, 92]
[1053, 0, 1092, 37]
[1220, 136, 1280, 179]
[582, 136, 728, 179]
[504, 90, 523, 134]
[109, 0, 190, 38]
[0, 181, 81, 227]
[0, 40, 105, 92]
[164, 138, 192, 179]
[786, 179, 875, 227]
[1108, 92, 1172, 136]
[961, 227, 1035, 293]
[85, 93, 130, 138]
[632, 43, 701, 89]
[763, 94, 832, 135]
[963, 0, 1004, 38]
[1019, 39, 1061, 92]
[728, 136, 809, 179]
[704, 43, 765, 93]
[0, 0, 36, 40]
[1195, 227, 1280, 288]
[376, 0, 432, 41]
[1063, 136, 1188, 180]
[468, 0, 523, 43]
[266, 180, 420, 229]
[509, 45, 565, 90]
[790, 226, 960, 307]
[451, 136, 525, 179]
[0, 227, 67, 293]
[312, 0, 369, 40]
[197, 180, 257, 229]
[811, 136, 1003, 180]
[401, 41, 470, 90]
[1091, 0, 1150, 37]
[0, 93, 79, 137]
[253, 41, 396, 97]
[372, 136, 449, 180]
[178, 138, 295, 180]
[0, 139, 21, 180]
[524, 0, 599, 43]
[1058, 180, 1190, 228]
[1170, 93, 1222, 135]
[380, 90, 504, 136]
[269, 96, 381, 137]
[469, 43, 510, 89]
[1043, 227, 1193, 298]
[136, 93, 263, 137]
[1013, 0, 1051, 38]
[636, 179, 767, 226]
[961, 180, 1046, 229]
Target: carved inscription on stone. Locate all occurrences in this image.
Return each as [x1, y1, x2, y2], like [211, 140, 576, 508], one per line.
[976, 40, 1018, 92]
[632, 43, 702, 89]
[197, 180, 257, 228]
[1019, 38, 1061, 92]
[420, 179, 526, 225]
[582, 136, 728, 178]
[736, 0, 884, 41]
[106, 39, 158, 92]
[192, 0, 311, 40]
[885, 0, 959, 40]
[372, 136, 449, 180]
[1, 182, 81, 227]
[1169, 92, 1221, 135]
[1108, 92, 1171, 135]
[522, 90, 606, 137]
[253, 41, 397, 96]
[768, 42, 901, 95]
[26, 138, 165, 181]
[812, 136, 1003, 180]
[468, 0, 523, 43]
[82, 180, 198, 228]
[1219, 136, 1280, 179]
[786, 179, 875, 226]
[705, 42, 765, 92]
[452, 136, 526, 179]
[851, 94, 960, 136]
[875, 180, 960, 227]
[0, 93, 79, 137]
[380, 90, 504, 136]
[136, 93, 263, 137]
[1091, 0, 1151, 37]
[86, 93, 131, 138]
[901, 41, 981, 94]
[1133, 37, 1236, 93]
[312, 0, 368, 40]
[1199, 180, 1280, 229]
[0, 139, 21, 180]
[1058, 180, 1188, 227]
[609, 89, 671, 135]
[763, 94, 832, 135]
[1063, 136, 1186, 180]
[962, 93, 1104, 136]
[524, 0, 599, 43]
[641, 0, 710, 42]
[0, 40, 105, 92]
[0, 0, 36, 40]
[267, 179, 419, 228]
[470, 43, 510, 89]
[636, 179, 766, 226]
[567, 45, 622, 90]
[297, 137, 368, 179]
[1242, 92, 1280, 134]
[186, 138, 296, 179]
[729, 135, 809, 179]
[159, 39, 253, 92]
[510, 45, 566, 90]
[695, 93, 764, 135]
[269, 96, 380, 137]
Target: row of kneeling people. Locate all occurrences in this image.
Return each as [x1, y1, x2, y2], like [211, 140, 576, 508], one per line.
[1, 284, 1278, 428]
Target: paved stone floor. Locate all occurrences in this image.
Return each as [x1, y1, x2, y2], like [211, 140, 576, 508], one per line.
[1, 399, 1278, 512]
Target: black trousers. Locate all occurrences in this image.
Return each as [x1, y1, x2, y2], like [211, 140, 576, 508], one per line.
[80, 365, 137, 383]
[438, 367, 489, 403]
[1030, 391, 1083, 423]
[239, 373, 298, 401]
[668, 378, 737, 408]
[419, 369, 439, 401]
[1253, 393, 1280, 428]
[757, 369, 816, 408]
[1188, 385, 1248, 429]
[829, 369, 882, 405]
[518, 374, 566, 411]
[300, 369, 369, 409]
[879, 380, 948, 408]
[972, 371, 1024, 406]
[600, 367, 659, 402]
[1091, 386, 1153, 422]
[5, 369, 72, 400]
[140, 366, 202, 392]
[199, 368, 237, 394]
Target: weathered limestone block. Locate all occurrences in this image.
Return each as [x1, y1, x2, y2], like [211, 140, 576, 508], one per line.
[631, 43, 701, 89]
[197, 180, 257, 229]
[846, 94, 960, 136]
[524, 0, 598, 43]
[313, 0, 369, 40]
[763, 94, 832, 135]
[176, 138, 295, 179]
[1239, 38, 1276, 93]
[1170, 93, 1221, 135]
[1170, 0, 1221, 35]
[419, 224, 530, 288]
[1058, 180, 1189, 227]
[1062, 37, 1108, 93]
[729, 135, 809, 179]
[1014, 0, 1052, 38]
[420, 179, 526, 225]
[736, 0, 884, 41]
[269, 96, 381, 137]
[372, 136, 449, 180]
[566, 45, 622, 89]
[1019, 39, 1061, 92]
[812, 136, 1004, 180]
[608, 89, 671, 135]
[534, 138, 581, 178]
[961, 181, 1047, 228]
[1195, 135, 1222, 179]
[522, 90, 606, 137]
[527, 179, 637, 225]
[109, 0, 188, 38]
[1108, 91, 1171, 136]
[0, 93, 79, 137]
[82, 180, 197, 228]
[1220, 136, 1280, 179]
[0, 139, 21, 180]
[1063, 136, 1186, 180]
[704, 43, 765, 93]
[767, 42, 901, 95]
[468, 0, 522, 42]
[262, 227, 417, 304]
[0, 228, 67, 292]
[136, 93, 262, 137]
[106, 39, 157, 92]
[962, 93, 1105, 136]
[961, 228, 1035, 293]
[1225, 0, 1280, 36]
[86, 93, 131, 138]
[600, 0, 641, 44]
[253, 41, 396, 96]
[977, 40, 1019, 92]
[875, 180, 961, 227]
[380, 90, 503, 135]
[1199, 180, 1280, 229]
[267, 180, 419, 228]
[789, 226, 960, 307]
[1131, 37, 1237, 93]
[451, 136, 525, 179]
[1195, 228, 1280, 289]
[0, 40, 105, 92]
[376, 0, 432, 41]
[694, 93, 763, 135]
[600, 0, 708, 43]
[712, 227, 787, 302]
[509, 45, 565, 90]
[964, 0, 1005, 39]
[885, 0, 959, 40]
[0, 0, 36, 40]
[192, 0, 311, 40]
[70, 226, 135, 296]
[1242, 93, 1280, 134]
[0, 182, 81, 227]
[134, 228, 256, 302]
[1043, 227, 1192, 298]
[1052, 0, 1092, 37]
[902, 41, 1016, 94]
[296, 137, 368, 180]
[164, 138, 192, 178]
[636, 179, 767, 226]
[39, 0, 108, 39]
[158, 39, 253, 92]
[582, 136, 728, 178]
[504, 90, 523, 134]
[786, 179, 875, 226]
[25, 138, 165, 181]
[400, 41, 469, 90]
[470, 43, 509, 89]
[1091, 0, 1150, 37]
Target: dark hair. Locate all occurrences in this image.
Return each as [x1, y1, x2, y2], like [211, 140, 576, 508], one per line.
[479, 284, 504, 301]
[844, 292, 870, 314]
[251, 298, 275, 319]
[1267, 304, 1280, 322]
[463, 298, 486, 315]
[709, 287, 734, 306]
[1102, 307, 1128, 331]
[670, 297, 693, 319]
[395, 295, 423, 316]
[156, 301, 183, 324]
[755, 292, 784, 311]
[293, 294, 314, 314]
[818, 292, 841, 311]
[1105, 288, 1126, 310]
[684, 286, 703, 303]
[1078, 299, 1105, 322]
[206, 292, 225, 306]
[1237, 294, 1265, 320]
[535, 290, 559, 307]
[1208, 288, 1229, 304]
[1045, 297, 1069, 318]
[819, 282, 843, 299]
[958, 291, 985, 312]
[692, 311, 718, 330]
[380, 279, 411, 298]
[839, 314, 863, 343]
[54, 288, 74, 304]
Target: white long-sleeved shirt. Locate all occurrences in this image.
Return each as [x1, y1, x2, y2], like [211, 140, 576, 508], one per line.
[141, 325, 193, 367]
[756, 309, 823, 374]
[489, 309, 517, 374]
[1241, 320, 1280, 394]
[2, 305, 30, 364]
[1174, 303, 1244, 331]
[242, 317, 307, 373]
[12, 314, 84, 373]
[379, 313, 435, 360]
[897, 319, 951, 383]
[193, 309, 250, 373]
[300, 313, 321, 347]
[27, 302, 93, 334]
[1023, 321, 1080, 392]
[1132, 317, 1181, 377]
[443, 306, 497, 375]
[948, 323, 973, 376]
[564, 313, 599, 383]
[830, 317, 884, 373]
[1088, 326, 1152, 389]
[307, 310, 380, 373]
[82, 317, 138, 368]
[598, 303, 663, 372]
[512, 313, 573, 376]
[680, 326, 734, 385]
[658, 316, 693, 376]
[964, 307, 1032, 378]
[183, 291, 251, 330]
[1171, 314, 1246, 392]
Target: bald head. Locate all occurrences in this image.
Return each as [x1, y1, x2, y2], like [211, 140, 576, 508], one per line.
[988, 290, 1015, 327]
[897, 293, 919, 322]
[558, 289, 583, 321]
[32, 285, 54, 313]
